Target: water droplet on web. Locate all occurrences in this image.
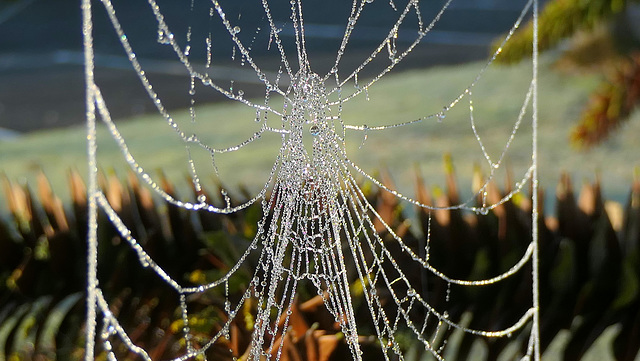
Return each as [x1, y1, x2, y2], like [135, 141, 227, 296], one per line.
[106, 351, 117, 361]
[309, 125, 320, 136]
[437, 112, 445, 122]
[366, 0, 374, 3]
[138, 254, 150, 268]
[407, 288, 416, 297]
[232, 26, 241, 35]
[237, 90, 244, 99]
[157, 28, 172, 45]
[102, 324, 116, 339]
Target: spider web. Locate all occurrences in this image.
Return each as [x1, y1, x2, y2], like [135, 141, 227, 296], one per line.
[82, 0, 540, 360]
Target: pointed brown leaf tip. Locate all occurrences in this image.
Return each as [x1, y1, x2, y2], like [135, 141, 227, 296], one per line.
[68, 169, 86, 205]
[471, 164, 484, 195]
[159, 170, 175, 195]
[556, 172, 573, 201]
[443, 154, 459, 203]
[37, 171, 53, 209]
[578, 181, 596, 216]
[2, 174, 16, 215]
[630, 167, 640, 209]
[277, 299, 309, 342]
[106, 172, 124, 212]
[379, 167, 398, 204]
[434, 186, 450, 226]
[303, 325, 320, 361]
[317, 334, 340, 361]
[130, 170, 154, 211]
[604, 201, 624, 231]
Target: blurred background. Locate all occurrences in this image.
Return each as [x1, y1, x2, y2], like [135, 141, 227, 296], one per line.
[2, 1, 640, 360]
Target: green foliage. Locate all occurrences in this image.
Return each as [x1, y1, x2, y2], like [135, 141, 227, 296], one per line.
[495, 0, 631, 65]
[495, 0, 640, 148]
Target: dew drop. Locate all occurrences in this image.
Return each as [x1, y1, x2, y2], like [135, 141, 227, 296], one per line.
[309, 125, 320, 136]
[407, 288, 416, 297]
[106, 351, 117, 361]
[138, 254, 150, 268]
[232, 26, 241, 35]
[157, 28, 172, 45]
[237, 90, 244, 98]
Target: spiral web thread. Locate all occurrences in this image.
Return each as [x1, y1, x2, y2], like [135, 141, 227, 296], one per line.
[83, 0, 540, 360]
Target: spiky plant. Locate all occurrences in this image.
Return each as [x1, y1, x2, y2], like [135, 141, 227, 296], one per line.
[0, 163, 639, 360]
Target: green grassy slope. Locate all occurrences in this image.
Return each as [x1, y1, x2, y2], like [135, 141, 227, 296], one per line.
[1, 55, 638, 210]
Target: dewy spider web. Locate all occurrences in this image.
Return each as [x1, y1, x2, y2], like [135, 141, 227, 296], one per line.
[83, 0, 540, 360]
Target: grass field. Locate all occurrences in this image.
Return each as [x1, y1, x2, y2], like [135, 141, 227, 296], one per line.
[1, 54, 639, 214]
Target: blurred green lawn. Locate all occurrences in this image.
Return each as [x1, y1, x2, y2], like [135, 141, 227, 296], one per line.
[1, 54, 639, 213]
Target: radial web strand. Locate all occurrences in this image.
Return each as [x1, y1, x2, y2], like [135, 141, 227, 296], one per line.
[83, 0, 540, 360]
